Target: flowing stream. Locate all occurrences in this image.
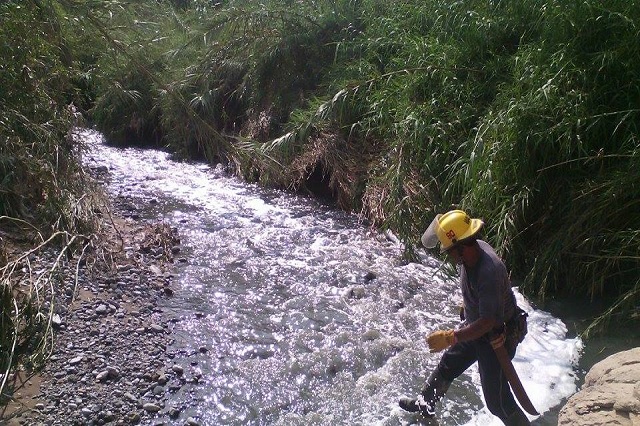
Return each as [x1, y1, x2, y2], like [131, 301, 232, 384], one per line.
[81, 129, 583, 425]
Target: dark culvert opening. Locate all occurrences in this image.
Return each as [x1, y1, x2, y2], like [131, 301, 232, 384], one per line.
[303, 163, 334, 203]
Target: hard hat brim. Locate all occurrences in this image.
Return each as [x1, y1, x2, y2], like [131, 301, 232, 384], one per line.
[421, 215, 484, 252]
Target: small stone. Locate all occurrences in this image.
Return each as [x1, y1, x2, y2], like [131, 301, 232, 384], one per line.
[95, 305, 109, 315]
[127, 412, 141, 424]
[96, 370, 110, 382]
[362, 329, 382, 341]
[52, 314, 63, 329]
[157, 374, 168, 385]
[168, 407, 181, 419]
[171, 365, 184, 375]
[149, 324, 164, 333]
[124, 392, 138, 403]
[346, 285, 366, 299]
[69, 356, 83, 365]
[142, 402, 161, 412]
[107, 366, 120, 378]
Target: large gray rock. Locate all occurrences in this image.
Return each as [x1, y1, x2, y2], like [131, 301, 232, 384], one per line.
[558, 347, 640, 425]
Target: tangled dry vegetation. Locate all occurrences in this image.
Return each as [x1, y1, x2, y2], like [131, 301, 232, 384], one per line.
[0, 189, 181, 407]
[285, 130, 376, 211]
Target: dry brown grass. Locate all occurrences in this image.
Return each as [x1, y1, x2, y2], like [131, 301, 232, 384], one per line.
[285, 129, 379, 211]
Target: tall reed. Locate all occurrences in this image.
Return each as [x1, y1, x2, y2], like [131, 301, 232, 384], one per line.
[71, 0, 640, 331]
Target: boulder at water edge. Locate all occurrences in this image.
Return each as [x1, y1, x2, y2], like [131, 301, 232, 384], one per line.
[558, 347, 640, 425]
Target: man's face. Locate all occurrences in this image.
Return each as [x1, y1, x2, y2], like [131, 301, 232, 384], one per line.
[445, 243, 480, 267]
[445, 245, 463, 265]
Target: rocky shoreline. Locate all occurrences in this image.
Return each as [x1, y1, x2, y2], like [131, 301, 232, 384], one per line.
[558, 347, 640, 425]
[1, 195, 200, 426]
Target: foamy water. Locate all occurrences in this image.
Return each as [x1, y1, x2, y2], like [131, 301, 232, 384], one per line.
[80, 129, 582, 425]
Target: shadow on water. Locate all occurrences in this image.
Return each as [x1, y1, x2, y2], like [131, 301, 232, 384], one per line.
[527, 295, 640, 425]
[537, 295, 640, 373]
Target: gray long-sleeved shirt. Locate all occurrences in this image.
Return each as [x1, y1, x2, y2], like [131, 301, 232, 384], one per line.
[460, 240, 517, 327]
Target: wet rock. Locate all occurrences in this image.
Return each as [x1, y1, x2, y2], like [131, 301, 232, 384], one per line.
[559, 347, 640, 425]
[346, 285, 366, 299]
[362, 329, 382, 341]
[157, 374, 168, 385]
[127, 412, 141, 424]
[364, 271, 377, 282]
[143, 402, 162, 413]
[168, 406, 181, 419]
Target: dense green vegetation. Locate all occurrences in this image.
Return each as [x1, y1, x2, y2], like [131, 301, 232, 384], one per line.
[1, 0, 639, 385]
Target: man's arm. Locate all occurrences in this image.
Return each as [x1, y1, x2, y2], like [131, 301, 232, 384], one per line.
[454, 317, 497, 342]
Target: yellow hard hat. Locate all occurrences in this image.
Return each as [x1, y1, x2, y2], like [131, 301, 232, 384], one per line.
[421, 210, 484, 252]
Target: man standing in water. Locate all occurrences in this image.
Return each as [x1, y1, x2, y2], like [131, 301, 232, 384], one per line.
[399, 209, 531, 425]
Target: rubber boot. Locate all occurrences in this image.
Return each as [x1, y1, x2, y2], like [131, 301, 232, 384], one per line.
[421, 369, 451, 405]
[399, 369, 451, 417]
[504, 409, 530, 426]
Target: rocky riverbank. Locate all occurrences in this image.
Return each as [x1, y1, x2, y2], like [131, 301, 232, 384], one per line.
[558, 347, 640, 425]
[0, 194, 202, 426]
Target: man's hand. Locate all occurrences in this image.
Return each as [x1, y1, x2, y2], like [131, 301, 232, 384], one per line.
[426, 329, 456, 353]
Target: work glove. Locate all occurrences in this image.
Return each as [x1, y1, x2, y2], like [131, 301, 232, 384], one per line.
[426, 329, 456, 353]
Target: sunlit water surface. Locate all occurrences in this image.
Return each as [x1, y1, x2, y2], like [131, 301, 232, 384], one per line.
[81, 129, 582, 425]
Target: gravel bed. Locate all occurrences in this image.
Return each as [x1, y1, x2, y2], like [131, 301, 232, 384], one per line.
[2, 197, 201, 426]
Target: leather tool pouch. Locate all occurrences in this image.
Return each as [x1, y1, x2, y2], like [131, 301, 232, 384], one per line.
[507, 306, 528, 344]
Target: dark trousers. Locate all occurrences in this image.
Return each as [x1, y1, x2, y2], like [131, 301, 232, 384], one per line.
[435, 336, 527, 424]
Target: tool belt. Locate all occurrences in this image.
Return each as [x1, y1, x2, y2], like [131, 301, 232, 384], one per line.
[487, 306, 528, 353]
[506, 306, 528, 344]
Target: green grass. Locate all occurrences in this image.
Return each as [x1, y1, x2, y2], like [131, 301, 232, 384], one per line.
[2, 0, 638, 371]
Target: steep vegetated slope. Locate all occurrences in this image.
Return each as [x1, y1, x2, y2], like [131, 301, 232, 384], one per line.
[1, 2, 638, 389]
